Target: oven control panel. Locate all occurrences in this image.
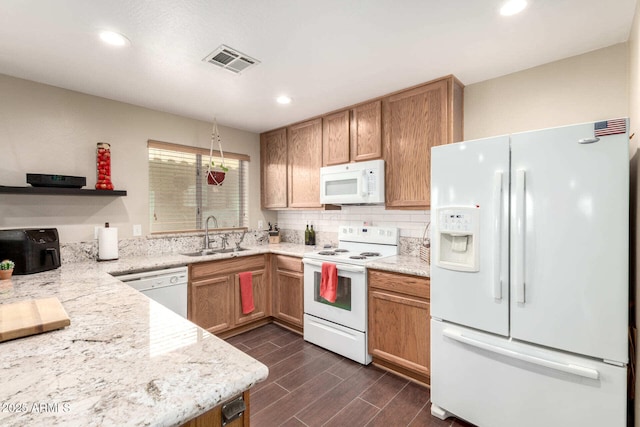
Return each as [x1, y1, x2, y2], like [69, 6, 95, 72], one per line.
[338, 225, 398, 245]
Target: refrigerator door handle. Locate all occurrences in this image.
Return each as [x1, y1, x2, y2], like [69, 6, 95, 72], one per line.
[442, 329, 600, 380]
[493, 171, 503, 300]
[515, 169, 526, 303]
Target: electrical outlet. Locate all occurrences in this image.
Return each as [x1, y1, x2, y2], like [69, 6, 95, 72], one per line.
[94, 226, 100, 239]
[258, 220, 264, 230]
[133, 224, 142, 236]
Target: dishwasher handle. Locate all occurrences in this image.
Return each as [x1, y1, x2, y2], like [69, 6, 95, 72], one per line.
[115, 266, 188, 282]
[133, 279, 187, 292]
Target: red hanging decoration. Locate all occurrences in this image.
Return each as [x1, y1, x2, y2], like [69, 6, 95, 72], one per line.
[95, 142, 114, 190]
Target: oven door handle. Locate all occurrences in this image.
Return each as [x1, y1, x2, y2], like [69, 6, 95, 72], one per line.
[302, 259, 366, 273]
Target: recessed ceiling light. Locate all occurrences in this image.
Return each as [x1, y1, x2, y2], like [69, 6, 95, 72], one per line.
[99, 31, 131, 47]
[500, 0, 527, 16]
[276, 95, 292, 105]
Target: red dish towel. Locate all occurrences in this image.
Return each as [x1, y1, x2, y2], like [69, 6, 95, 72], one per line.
[239, 272, 255, 314]
[320, 262, 338, 303]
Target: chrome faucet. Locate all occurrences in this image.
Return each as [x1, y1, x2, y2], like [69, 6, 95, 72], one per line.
[204, 215, 218, 249]
[234, 230, 247, 249]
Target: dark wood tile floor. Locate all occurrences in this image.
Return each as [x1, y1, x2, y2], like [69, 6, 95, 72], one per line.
[226, 324, 474, 427]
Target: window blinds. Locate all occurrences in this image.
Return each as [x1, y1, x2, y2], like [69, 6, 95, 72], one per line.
[148, 140, 249, 233]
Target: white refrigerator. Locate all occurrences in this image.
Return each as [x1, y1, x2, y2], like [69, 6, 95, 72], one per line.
[430, 119, 630, 427]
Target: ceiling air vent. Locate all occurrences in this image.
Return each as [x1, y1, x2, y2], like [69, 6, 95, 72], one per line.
[203, 45, 260, 74]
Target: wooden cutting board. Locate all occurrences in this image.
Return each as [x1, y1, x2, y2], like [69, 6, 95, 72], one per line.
[0, 297, 71, 342]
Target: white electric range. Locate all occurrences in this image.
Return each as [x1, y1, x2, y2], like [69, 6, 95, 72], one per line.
[302, 225, 399, 364]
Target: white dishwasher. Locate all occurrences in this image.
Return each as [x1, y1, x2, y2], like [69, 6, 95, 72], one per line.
[115, 266, 188, 318]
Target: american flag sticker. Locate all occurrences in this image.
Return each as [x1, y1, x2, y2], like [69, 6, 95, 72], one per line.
[594, 119, 626, 137]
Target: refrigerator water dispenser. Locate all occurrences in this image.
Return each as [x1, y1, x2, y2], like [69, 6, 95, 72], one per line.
[435, 207, 480, 272]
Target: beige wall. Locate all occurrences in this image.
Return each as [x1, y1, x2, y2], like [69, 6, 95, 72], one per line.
[464, 43, 629, 139]
[629, 2, 640, 427]
[631, 4, 640, 135]
[0, 74, 275, 243]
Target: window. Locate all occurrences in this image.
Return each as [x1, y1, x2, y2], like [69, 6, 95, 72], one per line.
[148, 140, 249, 233]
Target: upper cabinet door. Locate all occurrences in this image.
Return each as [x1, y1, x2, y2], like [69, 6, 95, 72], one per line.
[323, 101, 382, 166]
[323, 110, 350, 166]
[383, 78, 462, 209]
[351, 100, 382, 162]
[260, 128, 288, 209]
[288, 118, 323, 208]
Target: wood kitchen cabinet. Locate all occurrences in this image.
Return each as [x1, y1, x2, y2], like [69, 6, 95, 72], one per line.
[272, 255, 304, 333]
[351, 100, 382, 161]
[260, 120, 326, 209]
[180, 391, 249, 427]
[368, 269, 431, 385]
[261, 74, 462, 210]
[322, 100, 382, 166]
[233, 267, 269, 327]
[322, 109, 350, 166]
[383, 75, 463, 209]
[260, 128, 288, 209]
[287, 118, 323, 208]
[189, 255, 270, 338]
[190, 273, 234, 334]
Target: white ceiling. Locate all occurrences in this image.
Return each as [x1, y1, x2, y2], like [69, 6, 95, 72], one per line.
[0, 0, 637, 133]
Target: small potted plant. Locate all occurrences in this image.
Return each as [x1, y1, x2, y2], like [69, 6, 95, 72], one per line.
[207, 161, 228, 185]
[0, 259, 15, 280]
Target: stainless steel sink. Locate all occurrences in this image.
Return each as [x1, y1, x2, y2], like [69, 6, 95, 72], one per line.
[182, 248, 249, 256]
[213, 247, 249, 254]
[181, 250, 216, 257]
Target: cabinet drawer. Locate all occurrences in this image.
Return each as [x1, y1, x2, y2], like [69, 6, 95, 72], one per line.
[368, 269, 430, 299]
[190, 255, 266, 280]
[276, 255, 303, 273]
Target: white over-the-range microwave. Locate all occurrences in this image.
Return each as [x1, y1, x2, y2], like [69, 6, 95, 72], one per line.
[319, 159, 385, 205]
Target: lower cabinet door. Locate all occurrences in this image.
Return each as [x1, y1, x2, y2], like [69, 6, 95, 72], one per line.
[190, 275, 234, 334]
[368, 287, 430, 378]
[234, 268, 269, 326]
[274, 269, 303, 327]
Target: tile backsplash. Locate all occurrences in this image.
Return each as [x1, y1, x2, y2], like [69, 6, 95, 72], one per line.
[277, 205, 431, 256]
[277, 205, 430, 237]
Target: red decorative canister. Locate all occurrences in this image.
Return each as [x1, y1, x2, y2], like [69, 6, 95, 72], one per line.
[95, 142, 114, 190]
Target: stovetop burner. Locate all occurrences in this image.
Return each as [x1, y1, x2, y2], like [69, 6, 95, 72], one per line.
[360, 252, 381, 257]
[303, 225, 398, 266]
[317, 250, 337, 255]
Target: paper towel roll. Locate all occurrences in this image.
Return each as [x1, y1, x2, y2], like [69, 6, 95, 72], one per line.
[98, 226, 119, 261]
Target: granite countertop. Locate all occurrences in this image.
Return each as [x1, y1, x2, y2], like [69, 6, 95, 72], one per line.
[82, 242, 314, 276]
[366, 255, 430, 277]
[0, 242, 428, 426]
[0, 254, 270, 427]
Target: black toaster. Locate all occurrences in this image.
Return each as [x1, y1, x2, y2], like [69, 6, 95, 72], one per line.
[0, 228, 61, 275]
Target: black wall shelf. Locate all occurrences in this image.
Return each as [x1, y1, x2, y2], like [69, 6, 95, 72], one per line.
[0, 186, 127, 196]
